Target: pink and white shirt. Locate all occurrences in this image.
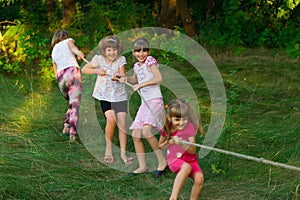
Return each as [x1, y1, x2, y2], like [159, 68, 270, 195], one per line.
[133, 56, 163, 101]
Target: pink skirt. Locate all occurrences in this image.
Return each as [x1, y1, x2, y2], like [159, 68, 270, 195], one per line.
[130, 98, 165, 131]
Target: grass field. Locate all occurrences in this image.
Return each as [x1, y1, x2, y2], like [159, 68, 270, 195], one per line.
[0, 48, 299, 199]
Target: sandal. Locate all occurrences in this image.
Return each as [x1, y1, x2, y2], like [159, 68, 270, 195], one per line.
[122, 157, 134, 166]
[104, 154, 114, 164]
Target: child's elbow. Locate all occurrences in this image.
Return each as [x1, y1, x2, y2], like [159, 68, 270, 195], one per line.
[81, 66, 89, 74]
[81, 68, 89, 74]
[158, 143, 164, 149]
[157, 77, 163, 84]
[189, 146, 197, 154]
[158, 142, 167, 149]
[81, 68, 87, 74]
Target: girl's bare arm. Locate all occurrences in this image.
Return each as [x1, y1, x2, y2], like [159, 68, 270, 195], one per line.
[159, 135, 169, 149]
[68, 39, 84, 59]
[119, 73, 138, 84]
[174, 136, 197, 154]
[119, 65, 126, 77]
[133, 64, 162, 91]
[52, 63, 57, 76]
[81, 62, 106, 76]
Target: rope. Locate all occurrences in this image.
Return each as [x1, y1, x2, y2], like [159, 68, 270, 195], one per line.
[82, 58, 300, 172]
[176, 137, 300, 172]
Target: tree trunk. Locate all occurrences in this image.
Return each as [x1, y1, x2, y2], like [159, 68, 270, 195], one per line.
[176, 0, 196, 37]
[47, 0, 55, 23]
[62, 0, 76, 27]
[158, 0, 178, 36]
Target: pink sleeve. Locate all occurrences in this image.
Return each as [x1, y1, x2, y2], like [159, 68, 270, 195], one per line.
[160, 129, 167, 137]
[145, 56, 158, 67]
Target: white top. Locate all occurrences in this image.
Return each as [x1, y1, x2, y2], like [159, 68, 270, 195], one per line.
[51, 38, 79, 74]
[133, 56, 162, 101]
[91, 55, 127, 102]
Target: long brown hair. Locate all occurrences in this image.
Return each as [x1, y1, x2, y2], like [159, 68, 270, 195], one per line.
[51, 29, 70, 48]
[164, 99, 203, 140]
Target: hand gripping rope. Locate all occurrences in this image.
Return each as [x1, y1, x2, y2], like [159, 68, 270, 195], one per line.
[82, 58, 300, 173]
[173, 136, 300, 172]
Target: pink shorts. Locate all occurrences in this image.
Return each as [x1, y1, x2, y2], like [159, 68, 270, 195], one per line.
[130, 98, 164, 131]
[168, 157, 203, 179]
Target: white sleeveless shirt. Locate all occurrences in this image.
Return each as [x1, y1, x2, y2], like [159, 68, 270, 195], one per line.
[51, 38, 79, 74]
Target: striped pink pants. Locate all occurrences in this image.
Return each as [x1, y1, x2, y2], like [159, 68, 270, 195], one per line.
[56, 66, 82, 135]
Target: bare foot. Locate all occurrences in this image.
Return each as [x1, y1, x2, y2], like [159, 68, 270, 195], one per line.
[157, 161, 168, 171]
[69, 135, 76, 143]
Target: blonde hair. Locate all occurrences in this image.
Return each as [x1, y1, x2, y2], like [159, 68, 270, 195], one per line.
[133, 38, 149, 50]
[51, 30, 70, 48]
[98, 35, 122, 56]
[164, 99, 203, 139]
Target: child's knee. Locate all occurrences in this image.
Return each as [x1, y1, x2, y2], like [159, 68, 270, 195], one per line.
[142, 126, 153, 138]
[132, 130, 142, 139]
[181, 163, 192, 173]
[106, 117, 116, 127]
[194, 172, 204, 186]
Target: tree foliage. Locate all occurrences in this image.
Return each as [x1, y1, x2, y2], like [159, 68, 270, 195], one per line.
[0, 0, 299, 77]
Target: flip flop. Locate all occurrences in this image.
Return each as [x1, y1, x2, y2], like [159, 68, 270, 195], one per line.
[122, 157, 134, 166]
[104, 154, 114, 164]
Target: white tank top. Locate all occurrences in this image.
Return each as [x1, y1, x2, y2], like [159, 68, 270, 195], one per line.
[51, 38, 79, 74]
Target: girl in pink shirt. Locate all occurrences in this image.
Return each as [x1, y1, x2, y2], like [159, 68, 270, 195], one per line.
[159, 99, 204, 200]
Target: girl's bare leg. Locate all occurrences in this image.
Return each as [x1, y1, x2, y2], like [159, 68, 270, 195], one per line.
[116, 112, 129, 161]
[132, 129, 147, 172]
[190, 172, 204, 200]
[104, 110, 116, 160]
[169, 163, 192, 200]
[143, 125, 167, 170]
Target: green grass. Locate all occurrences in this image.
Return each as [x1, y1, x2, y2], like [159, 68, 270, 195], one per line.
[1, 48, 299, 199]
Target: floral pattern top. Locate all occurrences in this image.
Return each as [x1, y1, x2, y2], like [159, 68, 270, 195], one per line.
[92, 55, 127, 102]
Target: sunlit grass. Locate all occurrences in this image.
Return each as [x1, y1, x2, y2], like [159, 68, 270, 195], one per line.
[0, 48, 299, 199]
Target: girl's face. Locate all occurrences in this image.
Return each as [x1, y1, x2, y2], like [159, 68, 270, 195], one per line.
[132, 48, 149, 63]
[105, 47, 118, 62]
[169, 116, 188, 131]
